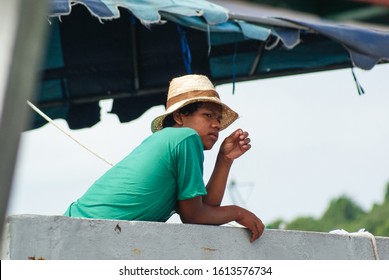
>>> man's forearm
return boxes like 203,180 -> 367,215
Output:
179,203 -> 240,225
204,153 -> 233,206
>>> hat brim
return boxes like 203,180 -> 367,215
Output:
151,97 -> 238,133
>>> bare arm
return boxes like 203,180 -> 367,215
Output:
178,196 -> 264,242
204,129 -> 251,206
203,153 -> 232,206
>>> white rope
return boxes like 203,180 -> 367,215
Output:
330,228 -> 379,260
351,231 -> 379,260
27,100 -> 114,166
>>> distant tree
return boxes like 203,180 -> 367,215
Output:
267,218 -> 286,230
384,182 -> 389,203
321,195 -> 365,224
286,216 -> 320,232
280,195 -> 367,233
358,200 -> 389,236
268,182 -> 389,237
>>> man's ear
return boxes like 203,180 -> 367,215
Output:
173,111 -> 183,126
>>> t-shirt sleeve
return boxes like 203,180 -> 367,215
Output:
173,134 -> 207,200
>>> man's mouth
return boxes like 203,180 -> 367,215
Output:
209,132 -> 218,141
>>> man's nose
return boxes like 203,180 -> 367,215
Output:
211,118 -> 221,130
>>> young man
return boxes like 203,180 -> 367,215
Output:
64,74 -> 264,242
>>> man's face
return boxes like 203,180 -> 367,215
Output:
176,102 -> 223,150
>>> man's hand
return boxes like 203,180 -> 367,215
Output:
178,197 -> 264,242
220,129 -> 251,161
235,207 -> 265,242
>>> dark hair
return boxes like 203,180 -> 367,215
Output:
162,102 -> 204,128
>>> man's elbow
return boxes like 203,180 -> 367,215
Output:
179,212 -> 202,224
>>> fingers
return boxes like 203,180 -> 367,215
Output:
230,129 -> 250,143
229,129 -> 243,140
239,137 -> 251,150
258,220 -> 265,237
250,230 -> 259,243
249,220 -> 265,242
238,131 -> 251,151
235,208 -> 264,243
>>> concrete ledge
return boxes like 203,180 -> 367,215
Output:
2,215 -> 388,260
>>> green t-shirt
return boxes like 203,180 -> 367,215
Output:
64,127 -> 207,222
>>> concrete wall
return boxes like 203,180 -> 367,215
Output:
1,214 -> 388,260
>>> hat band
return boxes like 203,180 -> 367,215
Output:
166,90 -> 220,109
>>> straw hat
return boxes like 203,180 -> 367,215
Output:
151,74 -> 238,132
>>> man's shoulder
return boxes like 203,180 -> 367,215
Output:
150,127 -> 201,148
157,127 -> 199,138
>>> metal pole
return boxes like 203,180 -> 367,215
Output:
0,0 -> 49,247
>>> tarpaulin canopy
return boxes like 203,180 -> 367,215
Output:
32,0 -> 389,130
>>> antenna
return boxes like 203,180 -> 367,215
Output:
227,179 -> 254,208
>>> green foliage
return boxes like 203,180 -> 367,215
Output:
286,217 -> 321,232
321,195 -> 365,223
270,182 -> 389,236
357,201 -> 389,236
266,218 -> 285,230
384,182 -> 389,203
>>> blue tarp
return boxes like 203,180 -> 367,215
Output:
32,0 -> 389,130
48,0 -> 389,69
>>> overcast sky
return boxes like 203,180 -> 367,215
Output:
7,63 -> 389,226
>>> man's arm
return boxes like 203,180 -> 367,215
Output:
204,129 -> 251,206
178,196 -> 264,242
203,153 -> 232,206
